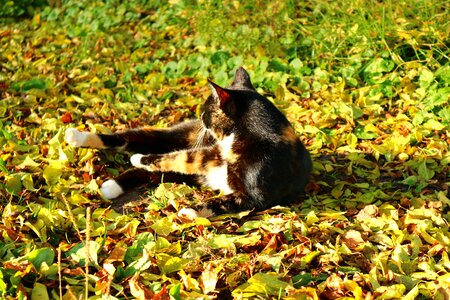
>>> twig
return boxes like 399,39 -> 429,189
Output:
85,206 -> 91,300
58,244 -> 62,299
60,194 -> 83,241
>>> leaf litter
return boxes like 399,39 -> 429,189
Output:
1,0 -> 450,299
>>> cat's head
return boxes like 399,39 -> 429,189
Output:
202,67 -> 258,138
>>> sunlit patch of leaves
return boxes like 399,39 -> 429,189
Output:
1,0 -> 450,298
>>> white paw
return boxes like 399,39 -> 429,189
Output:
178,207 -> 214,219
100,179 -> 124,199
178,208 -> 199,219
130,154 -> 144,167
65,128 -> 88,147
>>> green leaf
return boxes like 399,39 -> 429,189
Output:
207,234 -> 236,250
123,246 -> 154,278
289,58 -> 303,71
237,220 -> 262,232
151,216 -> 178,236
25,248 -> 55,270
374,284 -> 406,299
31,283 -> 49,300
210,51 -> 231,65
232,272 -> 290,298
125,232 -> 155,263
156,253 -> 187,274
354,126 -> 378,139
298,251 -> 321,268
21,78 -> 47,91
292,273 -> 328,288
5,174 -> 22,195
269,59 -> 289,72
66,241 -> 100,267
169,283 -> 181,299
419,69 -> 434,89
423,119 -> 445,131
43,163 -> 62,186
417,160 -> 435,181
17,156 -> 41,171
21,173 -> 37,191
0,269 -> 6,293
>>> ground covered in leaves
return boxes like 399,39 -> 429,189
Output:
1,0 -> 450,299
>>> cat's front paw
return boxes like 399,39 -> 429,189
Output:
178,207 -> 199,219
178,206 -> 214,219
100,179 -> 124,199
65,128 -> 88,148
130,154 -> 144,167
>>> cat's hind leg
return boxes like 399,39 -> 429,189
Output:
100,168 -> 200,199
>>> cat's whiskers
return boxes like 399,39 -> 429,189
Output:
193,126 -> 208,150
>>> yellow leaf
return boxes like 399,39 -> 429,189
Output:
43,162 -> 62,186
31,283 -> 49,300
200,262 -> 220,294
305,211 -> 319,225
423,119 -> 445,131
342,230 -> 365,250
129,274 -> 153,299
346,133 -> 358,147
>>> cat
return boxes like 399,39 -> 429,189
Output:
65,67 -> 312,218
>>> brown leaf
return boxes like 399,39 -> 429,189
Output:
355,205 -> 379,221
320,274 -> 345,299
262,233 -> 287,254
62,267 -> 85,277
104,246 -> 126,264
342,230 -> 365,250
129,274 -> 154,299
82,172 -> 92,183
0,30 -> 12,37
61,112 -> 72,124
95,267 -> 113,294
153,285 -> 170,300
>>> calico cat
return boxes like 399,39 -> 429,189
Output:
65,67 -> 312,217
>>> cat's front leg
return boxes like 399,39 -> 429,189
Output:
65,128 -> 108,149
178,207 -> 214,218
130,152 -> 197,172
130,146 -> 222,175
130,153 -> 159,171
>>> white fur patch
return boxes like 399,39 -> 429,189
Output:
65,128 -> 105,148
130,154 -> 144,168
205,164 -> 234,195
65,128 -> 88,148
178,207 -> 199,219
100,179 -> 124,199
178,207 -> 214,219
202,133 -> 236,194
219,133 -> 235,161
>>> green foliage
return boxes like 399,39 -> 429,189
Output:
1,0 -> 450,298
0,0 -> 48,18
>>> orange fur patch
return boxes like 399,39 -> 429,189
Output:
282,126 -> 298,143
85,133 -> 106,148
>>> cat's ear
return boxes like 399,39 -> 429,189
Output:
208,80 -> 232,108
231,67 -> 255,91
